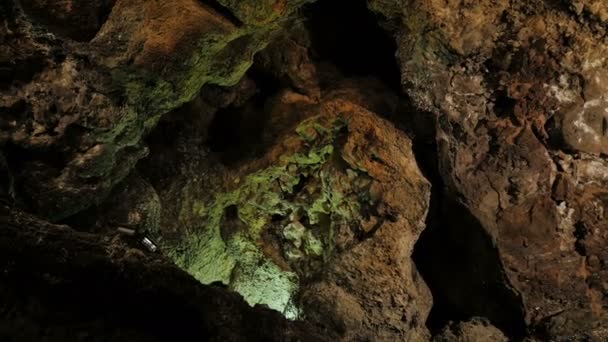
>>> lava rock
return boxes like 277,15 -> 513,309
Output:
433,318 -> 508,342
372,0 -> 608,338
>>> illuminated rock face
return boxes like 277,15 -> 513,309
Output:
3,0 -> 608,340
0,0 -> 310,220
372,0 -> 608,339
155,93 -> 433,340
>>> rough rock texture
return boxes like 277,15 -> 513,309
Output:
143,82 -> 433,340
433,318 -> 508,342
0,0 -> 310,220
372,0 -> 608,339
0,205 -> 326,341
19,0 -> 116,41
66,171 -> 162,234
2,0 -> 608,340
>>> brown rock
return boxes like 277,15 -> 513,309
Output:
0,0 -> 313,220
142,78 -> 433,340
372,0 -> 608,338
20,0 -> 116,41
433,318 -> 508,342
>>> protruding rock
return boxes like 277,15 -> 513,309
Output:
145,79 -> 433,340
433,318 -> 508,342
371,0 -> 608,338
0,0 -> 314,220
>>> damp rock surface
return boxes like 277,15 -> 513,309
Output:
370,0 -> 608,339
433,318 -> 508,342
146,84 -> 433,340
1,0 -> 608,341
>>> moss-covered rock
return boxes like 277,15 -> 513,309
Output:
154,90 -> 432,339
372,0 -> 608,338
0,0 -> 315,220
165,114 -> 360,316
218,0 -> 315,26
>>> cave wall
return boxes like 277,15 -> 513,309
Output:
1,0 -> 607,341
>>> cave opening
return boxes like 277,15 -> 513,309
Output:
405,106 -> 527,339
206,68 -> 282,165
303,0 -> 402,91
146,0 -> 531,335
206,0 -> 404,166
412,191 -> 528,339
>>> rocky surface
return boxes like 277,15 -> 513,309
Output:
372,0 -> 608,339
433,318 -> 508,342
145,89 -> 433,340
0,205 -> 325,341
1,0 -> 608,341
0,0 -> 309,220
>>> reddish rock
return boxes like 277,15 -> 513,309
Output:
20,0 -> 116,41
373,0 -> 608,338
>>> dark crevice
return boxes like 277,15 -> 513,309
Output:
544,114 -> 566,149
206,69 -> 282,165
303,0 -> 402,92
1,142 -> 69,216
3,142 -> 67,172
19,0 -> 117,42
290,175 -> 310,195
205,104 -> 265,166
493,91 -> 518,119
407,106 -> 526,339
198,0 -> 244,27
0,0 -> 14,19
0,149 -> 13,203
357,217 -> 385,242
220,205 -> 242,242
573,221 -> 588,256
0,54 -> 47,89
206,106 -> 249,154
412,187 -> 527,339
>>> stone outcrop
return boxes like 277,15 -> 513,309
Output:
0,0 -> 310,220
141,80 -> 433,340
0,205 -> 325,341
433,318 -> 508,342
1,0 -> 607,340
372,0 -> 608,339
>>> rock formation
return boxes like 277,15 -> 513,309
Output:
1,0 -> 607,341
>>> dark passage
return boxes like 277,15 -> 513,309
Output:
304,0 -> 402,91
412,193 -> 527,339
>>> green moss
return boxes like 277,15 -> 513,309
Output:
192,200 -> 206,218
228,234 -> 299,314
116,21 -> 284,119
295,115 -> 339,143
285,145 -> 333,166
165,115 -> 371,318
102,27 -> 276,207
217,0 -> 315,25
166,228 -> 236,284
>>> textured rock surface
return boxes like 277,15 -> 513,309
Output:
372,0 -> 608,339
0,0 -> 310,220
2,0 -> 608,340
433,318 -> 508,342
144,82 -> 433,340
19,0 -> 116,41
0,205 -> 326,341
